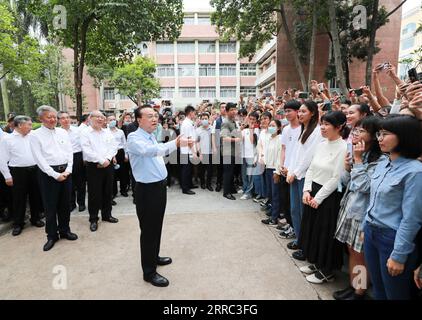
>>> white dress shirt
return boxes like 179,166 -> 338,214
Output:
109,128 -> 126,151
180,118 -> 197,155
80,127 -> 117,165
0,131 -> 36,180
30,126 -> 73,180
65,125 -> 82,153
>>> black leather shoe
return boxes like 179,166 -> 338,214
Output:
215,184 -> 222,192
223,194 -> 236,200
59,232 -> 78,241
182,190 -> 196,195
207,185 -> 214,192
12,226 -> 22,236
43,239 -> 56,251
287,241 -> 299,250
143,272 -> 169,287
121,192 -> 129,197
201,184 -> 206,189
345,292 -> 366,300
191,185 -> 199,189
90,222 -> 98,232
157,256 -> 172,266
292,250 -> 306,261
70,204 -> 76,212
79,205 -> 86,212
103,216 -> 119,223
111,200 -> 117,206
333,286 -> 355,300
31,220 -> 45,228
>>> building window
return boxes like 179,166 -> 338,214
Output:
156,42 -> 174,54
183,16 -> 195,25
177,42 -> 195,54
197,17 -> 211,25
220,87 -> 236,98
198,41 -> 216,53
240,86 -> 256,96
199,64 -> 216,76
219,42 -> 236,53
401,37 -> 414,51
219,64 -> 236,76
104,88 -> 115,100
178,64 -> 195,77
402,23 -> 416,36
180,87 -> 196,98
160,87 -> 174,99
240,64 -> 256,76
157,64 -> 175,77
119,94 -> 130,100
199,87 -> 216,98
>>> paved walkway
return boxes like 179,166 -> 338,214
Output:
0,187 -> 347,299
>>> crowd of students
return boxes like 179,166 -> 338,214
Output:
0,62 -> 421,299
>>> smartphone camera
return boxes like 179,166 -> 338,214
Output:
354,88 -> 363,96
298,92 -> 309,99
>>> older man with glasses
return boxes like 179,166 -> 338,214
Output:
30,106 -> 77,251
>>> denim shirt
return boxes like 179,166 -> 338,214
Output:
363,156 -> 422,264
340,153 -> 386,221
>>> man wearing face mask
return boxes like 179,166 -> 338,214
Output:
196,112 -> 214,191
108,115 -> 129,199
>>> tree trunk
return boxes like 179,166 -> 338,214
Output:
136,91 -> 142,106
343,59 -> 351,89
327,0 -> 348,96
0,64 -> 10,119
308,0 -> 318,89
365,0 -> 379,86
280,2 -> 307,90
22,80 -> 32,116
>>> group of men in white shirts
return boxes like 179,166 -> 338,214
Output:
0,106 -> 128,251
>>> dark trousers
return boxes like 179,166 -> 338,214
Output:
38,169 -> 71,240
135,179 -> 167,277
279,175 -> 292,225
0,172 -> 13,218
199,154 -> 213,186
113,149 -> 130,196
10,166 -> 41,227
180,153 -> 193,192
216,153 -> 223,186
71,152 -> 86,208
86,163 -> 114,222
223,156 -> 235,195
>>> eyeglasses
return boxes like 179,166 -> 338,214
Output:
376,131 -> 393,140
351,128 -> 367,136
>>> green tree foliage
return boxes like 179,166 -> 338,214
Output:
29,0 -> 184,120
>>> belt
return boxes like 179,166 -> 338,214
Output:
137,178 -> 167,186
9,165 -> 37,170
50,164 -> 67,173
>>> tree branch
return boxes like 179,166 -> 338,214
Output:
384,0 -> 407,19
0,70 -> 11,80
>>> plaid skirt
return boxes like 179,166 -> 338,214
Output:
334,199 -> 364,253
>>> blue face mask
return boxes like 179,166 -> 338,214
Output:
201,120 -> 209,127
123,121 -> 131,126
268,127 -> 277,135
109,120 -> 117,129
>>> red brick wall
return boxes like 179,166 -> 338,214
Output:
276,0 -> 402,101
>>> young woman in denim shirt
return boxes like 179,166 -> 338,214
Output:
363,115 -> 422,300
333,117 -> 385,300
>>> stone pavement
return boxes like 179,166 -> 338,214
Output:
0,187 -> 347,299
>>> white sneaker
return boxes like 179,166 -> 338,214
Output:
306,271 -> 334,284
240,194 -> 251,200
299,264 -> 318,275
237,189 -> 244,194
